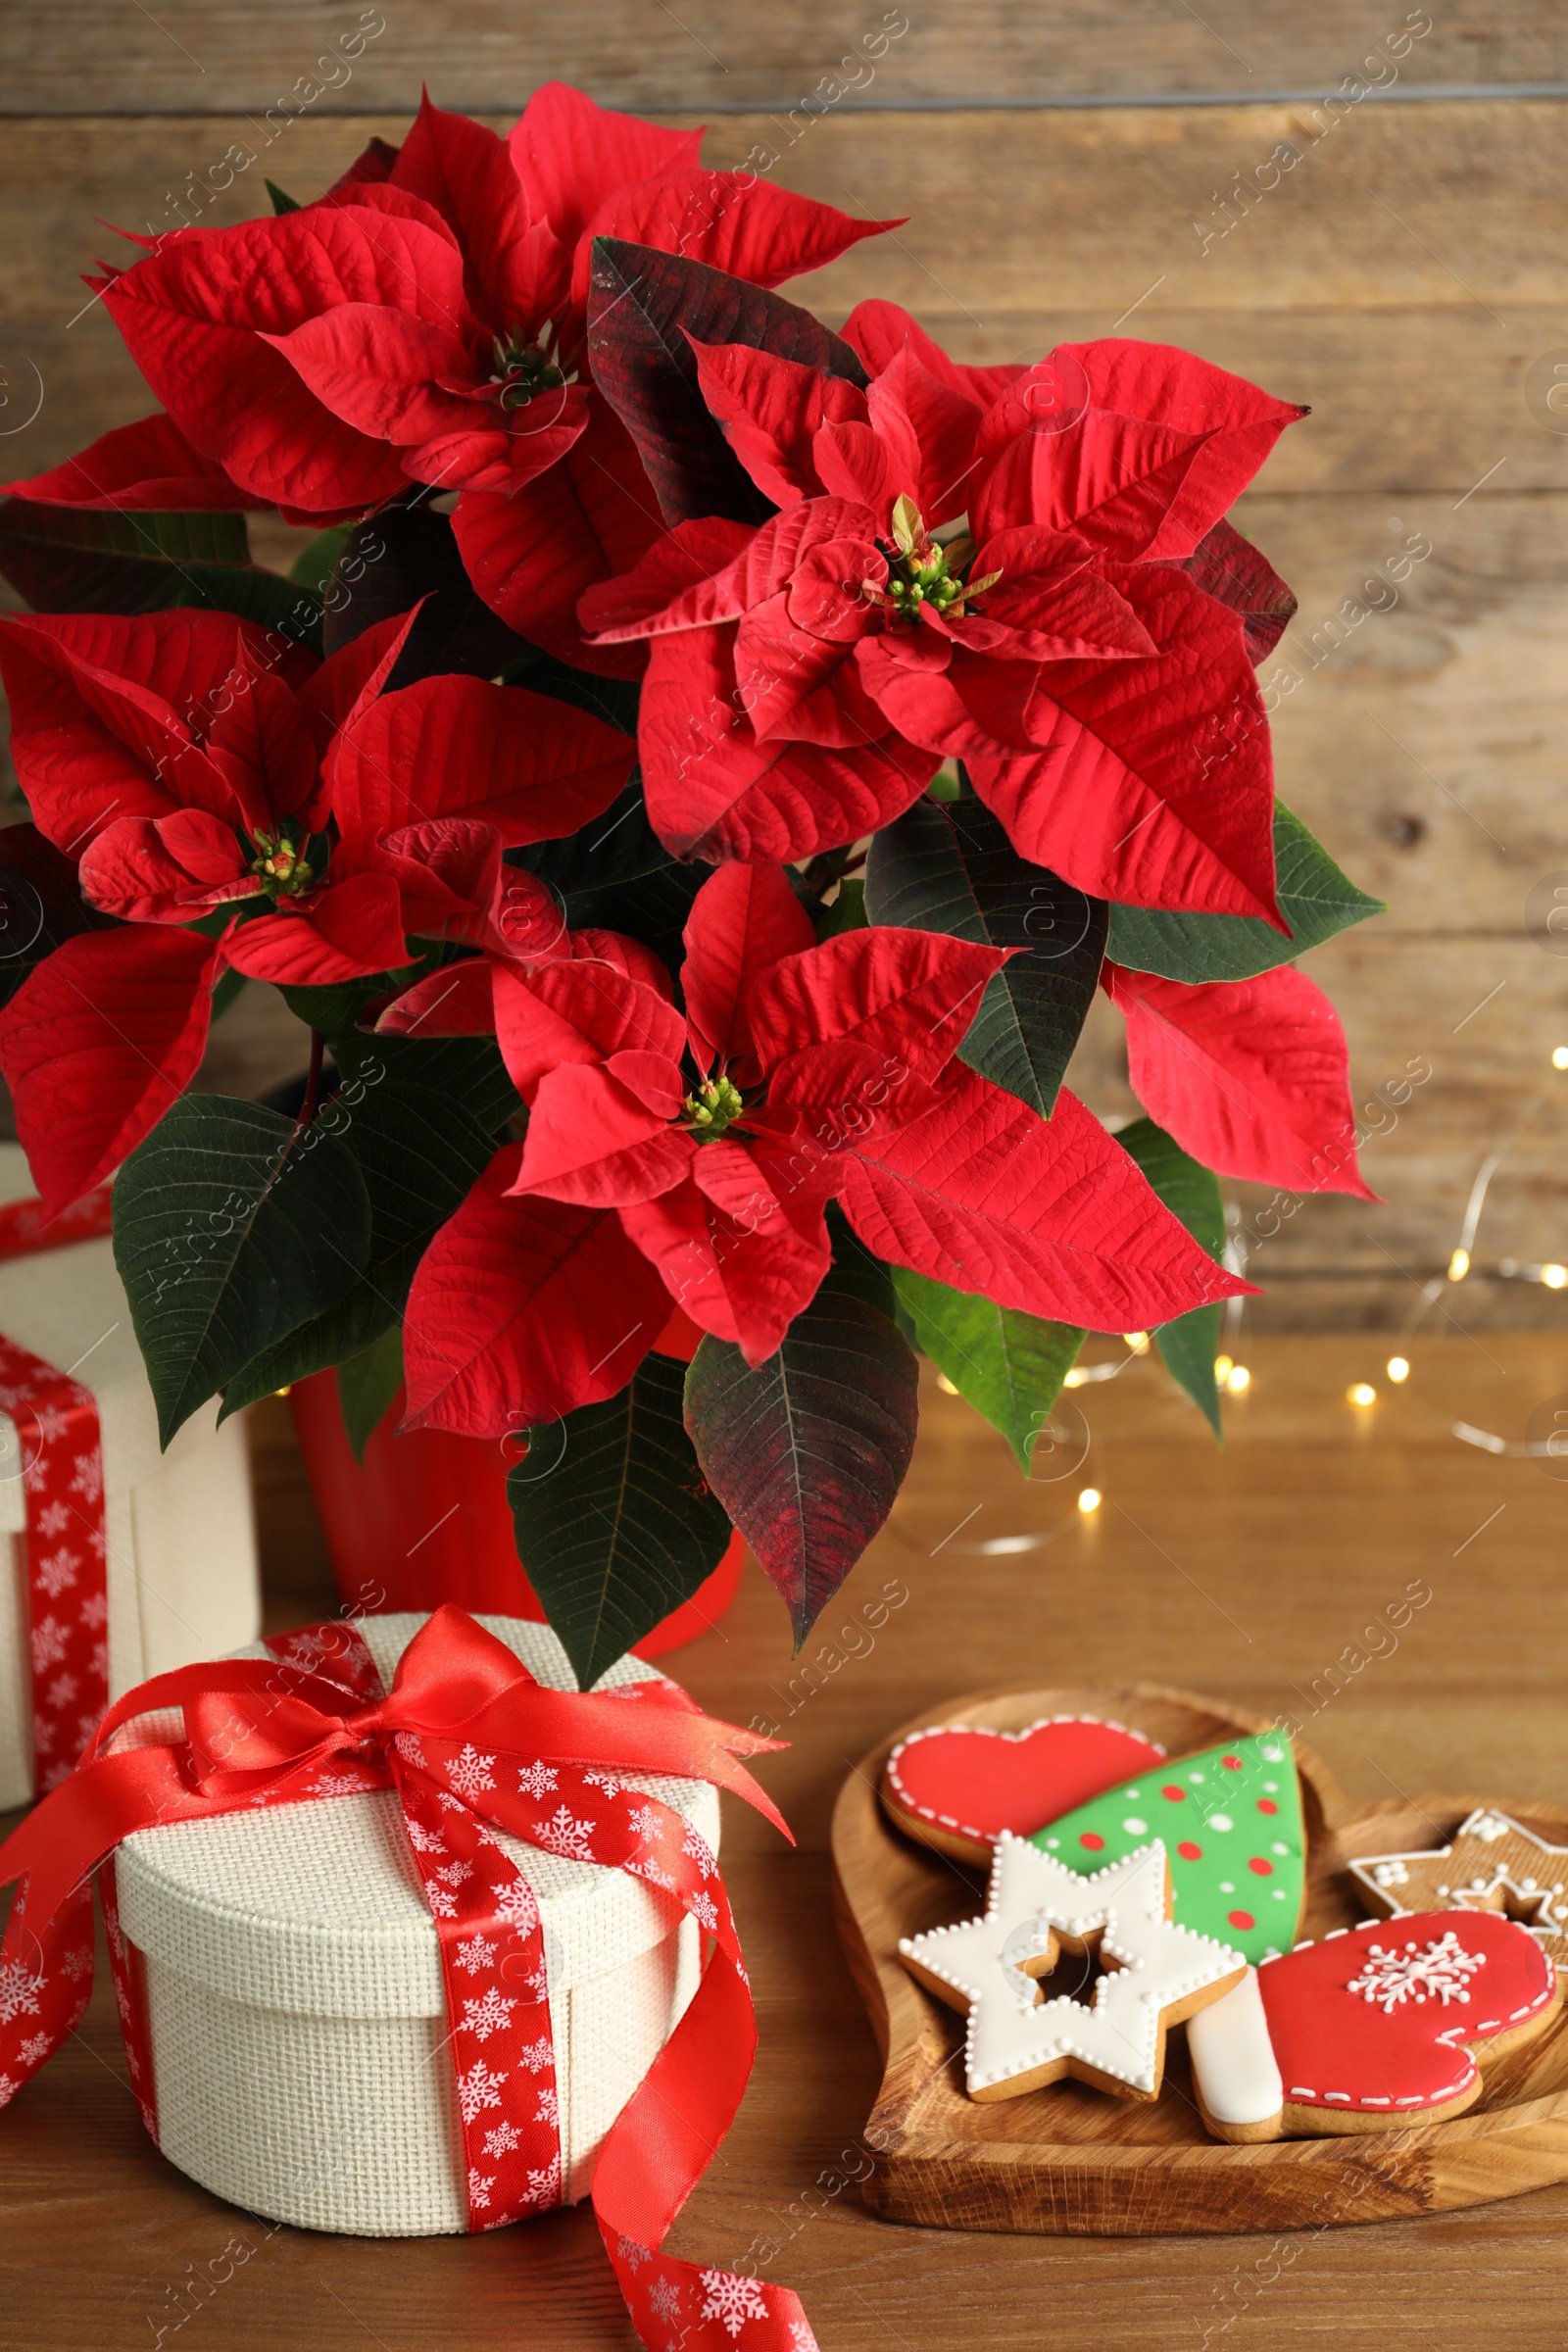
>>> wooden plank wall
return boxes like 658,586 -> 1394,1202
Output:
3,3 -> 1567,1328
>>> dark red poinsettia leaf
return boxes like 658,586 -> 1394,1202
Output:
0,925 -> 220,1213
1102,959 -> 1376,1199
835,1065 -> 1253,1331
320,504 -> 530,690
401,1144 -> 667,1435
4,412 -> 270,512
585,236 -> 867,527
683,1289 -> 919,1645
1177,517 -> 1298,666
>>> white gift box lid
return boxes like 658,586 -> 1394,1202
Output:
114,1613 -> 721,2017
0,1144 -> 260,1805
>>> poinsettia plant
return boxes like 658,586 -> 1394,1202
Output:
0,85 -> 1382,1681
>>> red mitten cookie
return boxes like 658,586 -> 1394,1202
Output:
1190,1910 -> 1560,2140
883,1716 -> 1167,1864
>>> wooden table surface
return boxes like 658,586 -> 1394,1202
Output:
5,1332 -> 1568,2350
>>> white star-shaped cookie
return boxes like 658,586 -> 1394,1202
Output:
899,1836 -> 1247,2101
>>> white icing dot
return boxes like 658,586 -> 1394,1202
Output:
1271,1841 -> 1290,1855
1272,1888 -> 1288,1900
1262,1781 -> 1279,1793
1188,1769 -> 1206,1783
1125,1788 -> 1142,1800
1262,1744 -> 1283,1760
1220,1882 -> 1236,1893
1122,1816 -> 1149,1835
1045,1837 -> 1059,1848
1210,1814 -> 1234,1833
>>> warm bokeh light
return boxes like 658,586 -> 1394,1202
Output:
1348,1382 -> 1377,1407
1123,1331 -> 1151,1353
1214,1352 -> 1234,1382
1063,1367 -> 1087,1388
1077,1487 -> 1102,1514
1225,1363 -> 1251,1395
1554,1046 -> 1568,1070
1544,1264 -> 1567,1290
935,1370 -> 959,1395
1448,1248 -> 1471,1282
1386,1356 -> 1410,1383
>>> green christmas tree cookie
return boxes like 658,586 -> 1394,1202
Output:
1028,1731 -> 1304,1965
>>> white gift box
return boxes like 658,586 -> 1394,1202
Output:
113,1612 -> 716,2236
0,1145 -> 261,1808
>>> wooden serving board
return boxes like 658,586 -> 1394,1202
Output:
831,1679 -> 1568,2235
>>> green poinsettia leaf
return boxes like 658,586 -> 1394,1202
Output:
220,1077 -> 500,1414
1114,1115 -> 1227,1437
892,1265 -> 1084,1476
1105,803 -> 1383,985
865,792 -> 1107,1117
684,1293 -> 918,1647
0,498 -> 322,651
336,1324 -> 404,1461
516,780 -> 710,979
115,1094 -> 370,1446
510,1352 -> 733,1689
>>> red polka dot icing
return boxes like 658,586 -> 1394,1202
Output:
1228,1909 -> 1255,1932
1257,1799 -> 1279,1816
1079,1832 -> 1104,1850
1031,1732 -> 1305,1965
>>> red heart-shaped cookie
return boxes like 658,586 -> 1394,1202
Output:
882,1715 -> 1168,1864
1257,1909 -> 1560,2132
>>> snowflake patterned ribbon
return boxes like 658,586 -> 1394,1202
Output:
0,1604 -> 815,2351
0,1230 -> 113,1793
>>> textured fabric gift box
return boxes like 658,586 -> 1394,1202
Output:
112,1612 -> 718,2236
0,1146 -> 261,1807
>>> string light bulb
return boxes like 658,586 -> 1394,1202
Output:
1063,1367 -> 1087,1388
1544,1264 -> 1567,1290
1554,1047 -> 1568,1070
1077,1487 -> 1102,1514
1214,1352 -> 1234,1382
1386,1355 -> 1410,1383
1122,1331 -> 1151,1354
935,1370 -> 959,1396
1448,1248 -> 1471,1282
1225,1362 -> 1250,1394
1348,1382 -> 1377,1407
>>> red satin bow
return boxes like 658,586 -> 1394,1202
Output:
0,1606 -> 819,2352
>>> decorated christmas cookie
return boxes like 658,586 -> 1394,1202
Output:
1348,1810 -> 1568,1973
898,1836 -> 1246,2103
881,1715 -> 1168,1864
1187,1911 -> 1560,2141
1029,1732 -> 1304,1966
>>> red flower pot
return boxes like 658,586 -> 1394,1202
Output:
285,1314 -> 743,1657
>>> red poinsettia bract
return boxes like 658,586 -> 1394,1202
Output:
0,607 -> 635,1210
56,87 -> 893,674
396,863 -> 1249,1435
582,327 -> 1303,916
1102,959 -> 1375,1199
